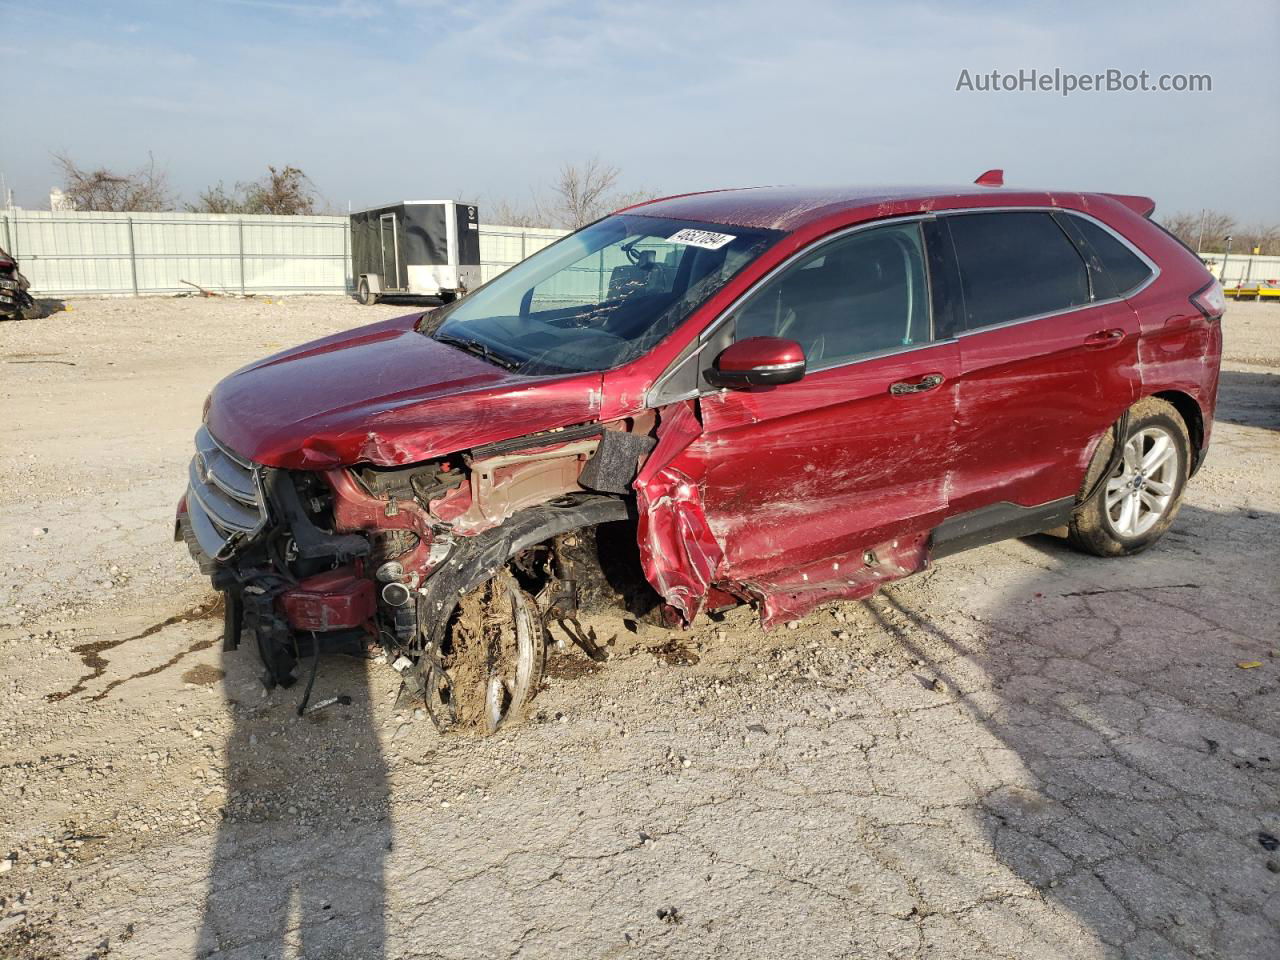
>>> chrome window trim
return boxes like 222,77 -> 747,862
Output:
647,214 -> 937,405
645,205 -> 1161,406
741,360 -> 806,372
953,296 -> 1127,338
696,214 -> 936,346
1057,208 -> 1161,299
803,335 -> 958,373
943,207 -> 1161,338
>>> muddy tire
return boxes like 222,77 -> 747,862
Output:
1068,397 -> 1191,557
356,278 -> 378,306
438,571 -> 546,733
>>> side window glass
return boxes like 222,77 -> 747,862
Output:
732,223 -> 931,369
1065,214 -> 1154,298
946,212 -> 1089,330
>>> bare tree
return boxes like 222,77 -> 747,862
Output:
54,152 -> 175,212
1235,222 -> 1280,256
1160,212 -> 1200,248
544,158 -> 656,229
243,165 -> 316,215
609,188 -> 658,211
188,166 -> 318,216
1161,210 -> 1238,253
486,196 -> 552,229
547,158 -> 619,229
188,182 -> 242,214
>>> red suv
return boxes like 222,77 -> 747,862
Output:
177,176 -> 1224,731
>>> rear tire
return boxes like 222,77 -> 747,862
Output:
1068,397 -> 1190,557
357,278 -> 378,306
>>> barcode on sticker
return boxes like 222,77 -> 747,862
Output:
666,228 -> 736,250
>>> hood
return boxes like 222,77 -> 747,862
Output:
205,314 -> 604,469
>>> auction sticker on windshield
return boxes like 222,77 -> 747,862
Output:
666,228 -> 736,250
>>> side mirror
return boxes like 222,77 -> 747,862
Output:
709,336 -> 806,388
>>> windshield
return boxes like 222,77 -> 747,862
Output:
418,214 -> 779,375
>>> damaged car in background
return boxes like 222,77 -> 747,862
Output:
0,244 -> 40,321
177,174 -> 1224,732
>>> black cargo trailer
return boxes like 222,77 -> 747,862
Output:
350,201 -> 481,304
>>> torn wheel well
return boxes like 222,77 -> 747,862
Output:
1152,390 -> 1204,471
416,495 -> 632,647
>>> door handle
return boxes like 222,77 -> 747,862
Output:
889,372 -> 945,396
1084,328 -> 1126,348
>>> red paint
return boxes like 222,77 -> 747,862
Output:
280,568 -> 376,632
947,292 -> 1142,512
634,401 -> 723,622
637,342 -> 961,623
714,336 -> 805,372
615,187 -> 1218,621
206,314 -> 602,469
195,182 -> 1222,631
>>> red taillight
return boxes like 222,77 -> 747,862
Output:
1190,278 -> 1226,319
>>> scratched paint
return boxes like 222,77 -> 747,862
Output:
191,181 -> 1223,642
206,314 -> 604,469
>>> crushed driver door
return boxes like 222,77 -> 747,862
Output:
637,219 -> 959,625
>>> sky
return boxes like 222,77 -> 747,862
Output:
4,0 -> 1278,223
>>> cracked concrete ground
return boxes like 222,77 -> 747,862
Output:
0,297 -> 1277,959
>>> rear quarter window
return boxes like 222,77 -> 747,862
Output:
945,211 -> 1090,330
1061,213 -> 1154,298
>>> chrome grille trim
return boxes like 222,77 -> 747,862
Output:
185,425 -> 268,561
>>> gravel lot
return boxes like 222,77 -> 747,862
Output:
0,295 -> 1277,960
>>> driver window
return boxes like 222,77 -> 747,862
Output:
732,222 -> 931,369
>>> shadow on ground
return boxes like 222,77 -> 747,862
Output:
864,503 -> 1280,958
186,391 -> 1279,958
1216,369 -> 1280,431
196,651 -> 390,959
351,294 -> 447,311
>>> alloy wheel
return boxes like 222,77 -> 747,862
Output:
1103,426 -> 1179,538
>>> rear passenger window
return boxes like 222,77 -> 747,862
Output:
946,212 -> 1089,330
733,222 -> 930,369
1063,214 -> 1154,298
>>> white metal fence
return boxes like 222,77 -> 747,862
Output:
0,210 -> 568,298
1203,251 -> 1280,285
8,209 -> 1273,299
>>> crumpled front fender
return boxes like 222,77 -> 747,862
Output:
633,401 -> 722,623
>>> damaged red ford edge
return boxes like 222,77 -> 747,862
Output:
177,175 -> 1224,731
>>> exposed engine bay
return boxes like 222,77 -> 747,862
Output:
176,416 -> 659,732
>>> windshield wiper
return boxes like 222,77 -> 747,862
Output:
435,333 -> 522,372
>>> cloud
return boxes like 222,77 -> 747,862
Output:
6,0 -> 1277,219
210,0 -> 381,18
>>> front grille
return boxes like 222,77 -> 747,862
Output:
185,425 -> 268,562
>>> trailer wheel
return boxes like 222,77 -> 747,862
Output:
357,277 -> 379,306
439,290 -> 457,304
